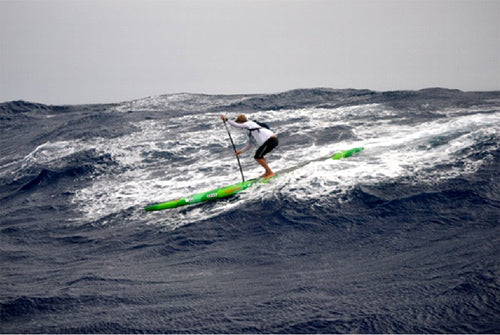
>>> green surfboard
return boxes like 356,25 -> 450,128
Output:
145,147 -> 364,211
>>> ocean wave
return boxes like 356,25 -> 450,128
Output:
1,88 -> 499,333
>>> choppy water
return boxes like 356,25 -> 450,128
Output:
1,88 -> 499,333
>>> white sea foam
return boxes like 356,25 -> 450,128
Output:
69,104 -> 499,229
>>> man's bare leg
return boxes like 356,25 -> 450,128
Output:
255,158 -> 275,179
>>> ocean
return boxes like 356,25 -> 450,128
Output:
0,88 -> 499,333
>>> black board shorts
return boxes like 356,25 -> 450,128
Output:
254,136 -> 279,159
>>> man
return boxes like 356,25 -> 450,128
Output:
221,114 -> 278,179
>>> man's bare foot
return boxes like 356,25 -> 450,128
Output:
263,172 -> 275,179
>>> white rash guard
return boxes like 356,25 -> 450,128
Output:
227,120 -> 276,153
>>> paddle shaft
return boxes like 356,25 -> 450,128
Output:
223,119 -> 245,182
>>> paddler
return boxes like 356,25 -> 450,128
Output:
221,114 -> 278,179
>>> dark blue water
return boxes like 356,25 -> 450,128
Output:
1,88 -> 499,333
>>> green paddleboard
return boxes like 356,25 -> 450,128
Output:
145,147 -> 364,211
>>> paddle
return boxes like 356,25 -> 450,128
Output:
222,118 -> 245,182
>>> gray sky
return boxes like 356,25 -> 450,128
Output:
1,0 -> 499,105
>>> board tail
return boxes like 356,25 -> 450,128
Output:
331,147 -> 364,160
